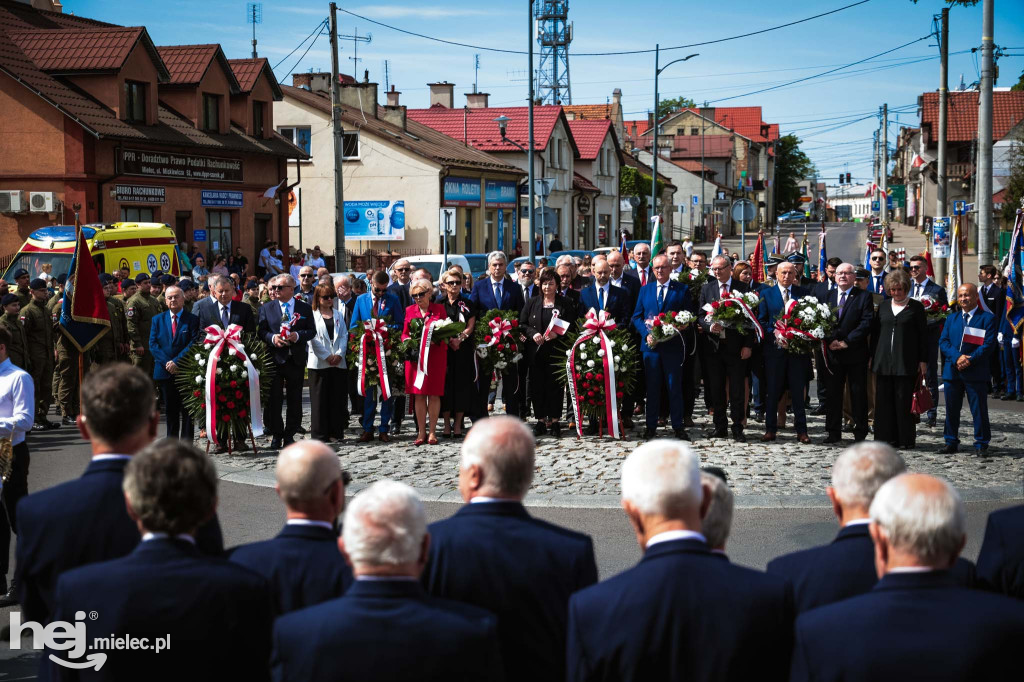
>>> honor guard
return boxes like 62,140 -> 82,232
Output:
21,278 -> 56,429
90,273 -> 129,365
126,273 -> 158,379
1,293 -> 30,372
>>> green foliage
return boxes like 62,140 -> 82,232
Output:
346,317 -> 406,394
1001,133 -> 1024,225
619,165 -> 665,207
657,96 -> 696,120
1012,68 -> 1024,92
473,309 -> 527,381
553,320 -> 640,422
774,134 -> 816,214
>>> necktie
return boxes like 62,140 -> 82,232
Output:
657,285 -> 665,308
839,291 -> 847,315
282,301 -> 290,318
964,312 -> 970,327
782,288 -> 790,304
221,305 -> 229,328
494,282 -> 502,303
170,313 -> 177,337
372,298 -> 379,319
640,269 -> 647,286
721,283 -> 728,297
915,283 -> 921,298
598,287 -> 605,310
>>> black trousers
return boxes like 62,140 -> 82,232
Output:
707,350 -> 747,433
874,374 -> 916,448
531,356 -> 564,421
267,361 -> 305,438
346,366 -> 363,422
1,441 -> 30,577
813,348 -> 828,406
309,367 -> 347,440
825,360 -> 868,440
161,379 -> 193,441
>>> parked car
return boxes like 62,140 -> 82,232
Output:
399,254 -> 473,284
462,253 -> 490,279
777,211 -> 806,223
592,240 -> 646,257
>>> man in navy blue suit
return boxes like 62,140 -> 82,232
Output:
937,283 -> 998,454
350,270 -> 405,442
909,253 -> 947,426
977,503 -> 1024,599
272,480 -> 503,682
259,274 -> 316,450
567,440 -> 794,681
580,257 -> 629,323
51,439 -> 273,680
229,440 -> 352,616
790,473 -> 1024,681
194,275 -> 257,333
149,285 -> 199,441
757,261 -> 812,443
423,417 -> 597,682
624,242 -> 653,288
469,251 -> 525,418
15,365 -> 223,628
608,251 -> 642,429
867,248 -> 888,296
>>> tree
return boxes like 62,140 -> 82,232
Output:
1001,132 -> 1024,225
1012,68 -> 1024,92
657,95 -> 696,120
774,134 -> 816,214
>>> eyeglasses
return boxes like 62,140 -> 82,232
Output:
395,267 -> 411,273
300,273 -> 315,278
909,265 -> 923,271
270,285 -> 284,291
372,287 -> 388,296
412,292 -> 428,299
520,270 -> 535,276
870,256 -> 885,261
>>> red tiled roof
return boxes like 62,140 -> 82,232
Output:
573,172 -> 600,193
10,27 -> 153,73
666,158 -> 715,176
563,103 -> 612,121
920,90 -> 1024,145
567,119 -> 613,160
407,104 -> 571,153
227,58 -> 282,99
669,136 -> 734,158
714,106 -> 771,143
158,44 -> 240,92
623,119 -> 649,144
0,0 -> 113,31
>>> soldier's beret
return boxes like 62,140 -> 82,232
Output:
151,270 -> 164,278
1,293 -> 19,306
98,273 -> 114,285
855,268 -> 870,280
245,280 -> 258,290
201,283 -> 210,293
56,273 -> 68,286
160,275 -> 176,286
178,280 -> 194,292
134,273 -> 150,284
29,278 -> 47,290
13,268 -> 29,279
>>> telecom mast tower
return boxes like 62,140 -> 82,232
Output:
535,1 -> 572,105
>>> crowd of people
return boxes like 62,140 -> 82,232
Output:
0,357 -> 1021,679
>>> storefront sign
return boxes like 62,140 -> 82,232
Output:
497,209 -> 505,250
201,190 -> 244,208
115,184 -> 165,204
485,180 -> 517,208
193,229 -> 207,242
344,200 -> 405,241
443,176 -> 481,207
577,194 -> 592,215
119,148 -> 243,183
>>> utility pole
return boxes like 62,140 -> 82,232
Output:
977,0 -> 994,265
652,44 -> 659,229
701,101 -> 706,239
527,1 -> 536,261
329,3 -> 346,270
935,7 -> 949,284
881,103 -> 888,228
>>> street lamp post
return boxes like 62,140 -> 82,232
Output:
495,115 -> 531,257
652,46 -> 698,237
527,1 -> 536,261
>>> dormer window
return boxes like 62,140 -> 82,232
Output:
202,93 -> 220,132
253,101 -> 265,137
125,81 -> 146,123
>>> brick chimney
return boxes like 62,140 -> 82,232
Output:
381,105 -> 407,131
428,82 -> 455,108
339,81 -> 378,119
292,72 -> 313,90
465,92 -> 490,108
386,85 -> 401,106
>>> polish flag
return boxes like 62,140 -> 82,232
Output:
911,153 -> 925,168
961,325 -> 986,352
546,314 -> 570,337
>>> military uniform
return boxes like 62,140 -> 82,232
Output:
126,290 -> 158,378
92,295 -> 128,365
1,310 -> 30,372
15,287 -> 31,308
243,292 -> 260,318
21,296 -> 54,422
54,331 -> 89,419
154,290 -> 168,313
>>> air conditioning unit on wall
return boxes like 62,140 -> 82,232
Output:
29,191 -> 56,213
0,190 -> 26,213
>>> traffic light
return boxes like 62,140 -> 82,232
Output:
839,174 -> 844,184
845,172 -> 852,184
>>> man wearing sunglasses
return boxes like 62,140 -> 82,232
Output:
296,266 -> 318,306
351,271 -> 405,442
868,250 -> 888,296
387,259 -> 414,309
258,274 -> 316,450
908,254 -> 948,428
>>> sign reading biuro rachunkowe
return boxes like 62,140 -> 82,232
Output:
119,148 -> 243,183
444,177 -> 481,207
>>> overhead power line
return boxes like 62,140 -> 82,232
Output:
272,18 -> 328,72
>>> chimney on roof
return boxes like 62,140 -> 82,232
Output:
428,82 -> 455,108
292,73 -> 313,90
339,81 -> 379,120
465,92 -> 490,109
386,85 -> 401,107
381,105 -> 407,131
699,106 -> 715,121
611,88 -> 624,140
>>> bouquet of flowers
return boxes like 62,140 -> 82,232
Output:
474,309 -> 526,380
702,290 -> 764,340
176,327 -> 274,451
401,316 -> 467,391
645,310 -> 696,346
346,316 -> 406,399
773,296 -> 837,355
918,295 -> 950,323
671,267 -> 711,290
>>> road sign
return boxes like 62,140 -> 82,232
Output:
534,178 -> 553,198
886,197 -> 893,210
439,207 -> 456,236
731,199 -> 756,222
953,200 -> 966,216
871,200 -> 880,212
692,195 -> 699,205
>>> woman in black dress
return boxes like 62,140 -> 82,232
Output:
520,267 -> 576,437
438,268 -> 478,438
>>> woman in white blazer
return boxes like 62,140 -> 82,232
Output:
307,283 -> 349,442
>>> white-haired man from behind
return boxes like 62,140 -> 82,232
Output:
423,417 -> 597,682
791,474 -> 1024,682
272,480 -> 503,682
566,440 -> 794,682
700,468 -> 734,559
767,442 -> 976,613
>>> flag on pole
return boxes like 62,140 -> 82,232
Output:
801,228 -> 811,279
863,237 -> 875,270
817,224 -> 827,275
751,232 -> 766,283
924,249 -> 935,279
911,153 -> 925,168
945,215 -> 963,304
772,234 -> 781,255
650,215 -> 664,257
619,232 -> 628,257
58,215 -> 111,353
1005,208 -> 1024,331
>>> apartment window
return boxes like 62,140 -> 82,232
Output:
120,206 -> 154,222
124,81 -> 146,123
558,139 -> 565,168
202,93 -> 220,131
279,126 -> 312,155
252,101 -> 265,137
676,128 -> 685,136
691,127 -> 699,136
342,130 -> 359,159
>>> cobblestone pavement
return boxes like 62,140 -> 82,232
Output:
208,398 -> 1024,503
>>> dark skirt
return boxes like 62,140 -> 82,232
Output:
442,341 -> 478,414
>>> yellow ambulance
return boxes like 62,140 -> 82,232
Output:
2,222 -> 182,283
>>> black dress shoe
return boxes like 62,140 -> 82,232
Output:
705,428 -> 728,439
822,435 -> 842,445
295,426 -> 307,435
936,443 -> 958,454
282,436 -> 296,446
32,422 -> 47,432
674,429 -> 691,442
533,421 -> 548,437
0,579 -> 18,608
550,422 -> 562,438
753,411 -> 765,423
926,417 -> 937,428
811,406 -> 827,416
270,437 -> 283,450
1001,393 -> 1017,401
641,429 -> 656,440
975,444 -> 990,454
61,415 -> 76,426
732,432 -> 747,443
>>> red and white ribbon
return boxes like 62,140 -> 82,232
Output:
279,312 -> 300,339
566,309 -> 621,439
773,300 -> 830,370
358,318 -> 391,401
413,315 -> 442,390
202,324 -> 264,446
701,294 -> 764,342
487,317 -> 513,346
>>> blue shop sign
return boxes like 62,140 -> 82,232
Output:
485,180 -> 518,208
443,176 -> 481,207
201,190 -> 244,208
193,229 -> 207,242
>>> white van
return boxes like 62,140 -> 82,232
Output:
400,254 -> 472,284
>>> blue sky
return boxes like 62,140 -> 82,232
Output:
70,1 -> 1024,183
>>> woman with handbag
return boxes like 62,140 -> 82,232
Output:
871,269 -> 928,449
307,283 -> 348,442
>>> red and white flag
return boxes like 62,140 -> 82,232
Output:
911,153 -> 925,168
545,312 -> 570,337
961,325 -> 986,351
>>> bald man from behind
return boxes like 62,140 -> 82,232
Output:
229,440 -> 352,615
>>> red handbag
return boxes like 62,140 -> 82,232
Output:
911,380 -> 934,415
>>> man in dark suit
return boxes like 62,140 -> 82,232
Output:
818,263 -> 874,444
699,255 -> 754,441
977,503 -> 1024,599
387,258 -> 414,308
194,275 -> 257,333
229,440 -> 352,615
790,473 -> 1024,681
556,263 -> 582,304
810,256 -> 843,415
631,255 -> 692,441
909,254 -> 947,426
149,285 -> 200,441
351,271 -> 406,441
15,365 -> 223,628
51,439 -> 272,680
624,242 -> 653,288
423,417 -> 597,682
978,264 -> 1005,391
469,251 -> 525,418
258,274 -> 316,450
609,251 -> 643,429
607,250 -> 640,313
272,480 -> 504,682
757,261 -> 812,443
867,248 -> 888,296
567,440 -> 794,681
937,283 -> 998,454
516,261 -> 538,299
580,257 -> 629,322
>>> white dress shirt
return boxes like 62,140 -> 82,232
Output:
142,532 -> 196,545
0,358 -> 34,446
646,529 -> 707,549
286,518 -> 334,531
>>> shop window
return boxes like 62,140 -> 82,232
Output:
206,210 -> 233,257
121,206 -> 155,222
253,101 -> 265,137
279,126 -> 312,156
125,81 -> 146,123
202,93 -> 221,132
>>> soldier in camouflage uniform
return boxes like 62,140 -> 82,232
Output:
91,273 -> 129,365
21,278 -> 56,429
242,280 -> 261,317
1,293 -> 30,372
151,272 -> 168,313
54,320 -> 89,425
179,279 -> 198,314
46,273 -> 66,314
12,269 -> 31,308
47,274 -> 65,414
125,273 -> 158,380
